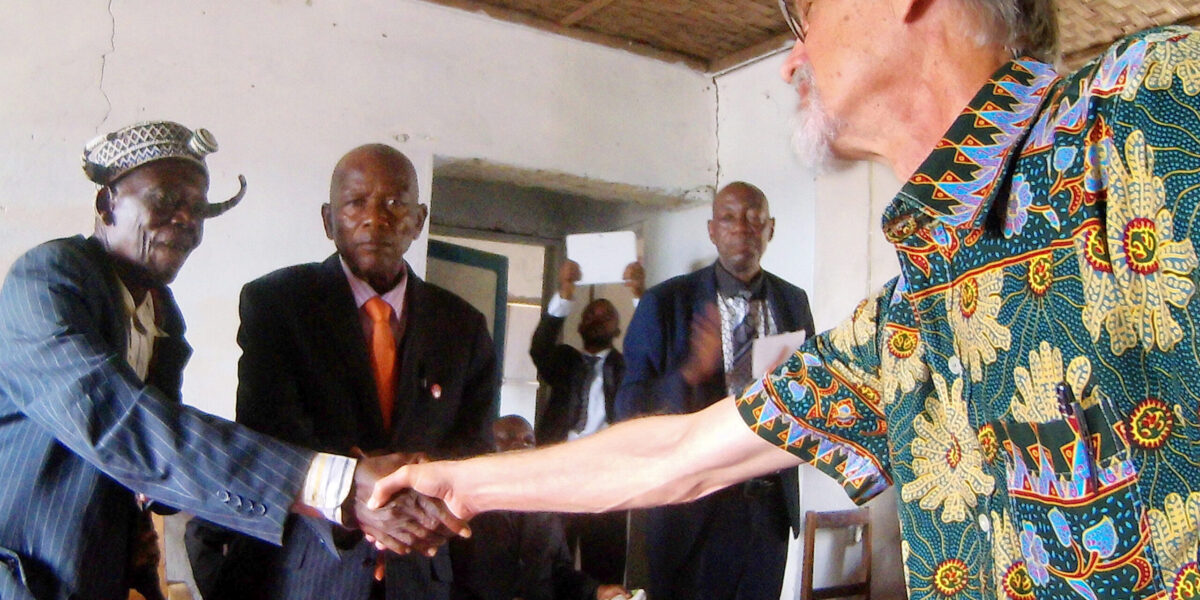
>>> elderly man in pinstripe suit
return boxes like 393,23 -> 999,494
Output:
0,121 -> 464,600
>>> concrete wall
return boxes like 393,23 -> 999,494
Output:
0,0 -> 715,419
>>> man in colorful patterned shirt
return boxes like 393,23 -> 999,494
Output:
370,1 -> 1200,598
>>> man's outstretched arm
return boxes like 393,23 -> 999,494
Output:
369,397 -> 800,519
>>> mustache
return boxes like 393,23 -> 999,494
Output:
788,63 -> 840,172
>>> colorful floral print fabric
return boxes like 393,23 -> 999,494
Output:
737,27 -> 1200,599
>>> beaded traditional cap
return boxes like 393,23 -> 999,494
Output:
82,121 -> 245,218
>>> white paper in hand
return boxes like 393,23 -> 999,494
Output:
751,331 -> 807,378
566,231 -> 637,285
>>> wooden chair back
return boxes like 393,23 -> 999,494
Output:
800,507 -> 872,600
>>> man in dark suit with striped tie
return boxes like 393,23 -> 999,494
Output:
614,181 -> 815,600
0,122 -> 463,600
529,258 -> 643,587
187,143 -> 497,600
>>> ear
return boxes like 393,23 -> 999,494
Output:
892,0 -> 927,23
766,217 -> 776,243
414,204 -> 429,233
95,187 -> 116,226
707,218 -> 718,245
321,203 -> 334,240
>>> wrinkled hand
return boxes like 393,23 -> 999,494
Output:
596,584 -> 632,600
680,303 -> 722,385
348,452 -> 470,557
622,261 -> 645,298
559,259 -> 583,300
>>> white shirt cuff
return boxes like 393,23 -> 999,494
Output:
301,453 -> 358,523
546,293 -> 574,318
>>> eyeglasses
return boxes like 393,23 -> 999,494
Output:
777,0 -> 811,43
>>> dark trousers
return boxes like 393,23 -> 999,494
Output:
645,480 -> 790,600
564,511 -> 628,585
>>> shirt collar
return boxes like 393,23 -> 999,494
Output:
116,277 -> 165,338
714,260 -> 766,300
339,258 -> 408,318
584,347 -> 612,361
882,58 -> 1062,242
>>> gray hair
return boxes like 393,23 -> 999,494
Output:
961,0 -> 1059,63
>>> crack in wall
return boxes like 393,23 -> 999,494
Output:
713,76 -> 722,191
96,0 -> 115,133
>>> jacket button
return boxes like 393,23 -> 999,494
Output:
216,490 -> 231,502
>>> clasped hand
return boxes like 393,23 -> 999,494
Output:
346,451 -> 470,557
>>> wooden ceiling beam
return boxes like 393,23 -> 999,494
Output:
559,0 -> 617,27
418,0 -> 708,71
708,32 -> 792,74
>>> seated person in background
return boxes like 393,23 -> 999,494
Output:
531,258 -> 643,586
449,416 -> 630,600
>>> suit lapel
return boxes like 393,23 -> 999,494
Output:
146,285 -> 192,402
762,273 -> 803,334
390,268 -> 427,446
693,265 -> 726,407
315,256 -> 388,438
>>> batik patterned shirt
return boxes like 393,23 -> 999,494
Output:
736,27 -> 1200,600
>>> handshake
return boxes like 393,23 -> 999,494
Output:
343,451 -> 468,557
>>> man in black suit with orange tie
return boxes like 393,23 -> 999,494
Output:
188,144 -> 496,600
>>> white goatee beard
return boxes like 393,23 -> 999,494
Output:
789,63 -> 841,172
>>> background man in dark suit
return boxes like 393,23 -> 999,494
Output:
615,181 -> 814,600
529,258 -> 642,585
450,416 -> 630,600
188,143 -> 496,600
0,122 -> 460,600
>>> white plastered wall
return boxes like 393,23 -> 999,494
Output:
0,0 -> 715,419
704,53 -> 907,599
3,2 -> 908,597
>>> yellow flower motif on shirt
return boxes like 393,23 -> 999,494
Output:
1147,492 -> 1200,596
830,359 -> 884,411
829,296 -> 877,357
947,269 -> 1011,382
1103,130 -> 1198,352
1123,29 -> 1200,100
1076,221 -> 1139,355
1010,341 -> 1093,423
992,510 -> 1035,600
880,323 -> 929,407
901,374 -> 995,523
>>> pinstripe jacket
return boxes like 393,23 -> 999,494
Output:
0,236 -> 314,600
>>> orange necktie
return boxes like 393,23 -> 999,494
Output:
364,297 -> 396,429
